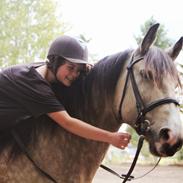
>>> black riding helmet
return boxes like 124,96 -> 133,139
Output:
46,35 -> 88,75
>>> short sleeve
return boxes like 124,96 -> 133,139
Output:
0,65 -> 65,118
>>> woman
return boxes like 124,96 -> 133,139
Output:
0,35 -> 131,149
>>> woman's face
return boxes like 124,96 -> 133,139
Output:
56,61 -> 85,86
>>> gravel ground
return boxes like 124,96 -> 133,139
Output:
93,164 -> 183,183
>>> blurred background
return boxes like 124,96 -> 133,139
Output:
0,0 -> 183,166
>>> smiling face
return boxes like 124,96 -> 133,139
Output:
56,60 -> 85,86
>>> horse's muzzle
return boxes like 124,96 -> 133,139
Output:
150,128 -> 183,157
160,139 -> 183,156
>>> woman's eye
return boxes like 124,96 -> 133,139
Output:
67,66 -> 74,71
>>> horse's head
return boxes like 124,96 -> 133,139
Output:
116,24 -> 183,157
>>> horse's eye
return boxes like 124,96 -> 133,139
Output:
140,70 -> 153,80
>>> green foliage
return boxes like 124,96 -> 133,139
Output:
176,148 -> 183,160
79,34 -> 92,43
134,16 -> 173,48
0,0 -> 68,67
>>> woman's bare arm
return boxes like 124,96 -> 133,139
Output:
48,111 -> 131,149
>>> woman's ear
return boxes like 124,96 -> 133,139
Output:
86,64 -> 93,73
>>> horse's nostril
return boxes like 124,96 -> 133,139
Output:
159,128 -> 170,141
161,140 -> 183,156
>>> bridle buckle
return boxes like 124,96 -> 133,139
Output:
141,119 -> 151,133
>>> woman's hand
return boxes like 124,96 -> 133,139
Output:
109,132 -> 131,149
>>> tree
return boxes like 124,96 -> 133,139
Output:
0,0 -> 68,67
134,16 -> 173,48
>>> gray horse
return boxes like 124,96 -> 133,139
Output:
0,24 -> 183,183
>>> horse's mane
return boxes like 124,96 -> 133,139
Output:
143,47 -> 180,87
50,50 -> 132,123
86,50 -> 132,100
0,49 -> 132,160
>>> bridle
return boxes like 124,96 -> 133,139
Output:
11,55 -> 180,183
118,55 -> 179,135
101,54 -> 179,182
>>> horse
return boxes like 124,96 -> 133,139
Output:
0,23 -> 183,183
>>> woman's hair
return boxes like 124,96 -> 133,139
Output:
46,55 -> 66,74
46,55 -> 88,77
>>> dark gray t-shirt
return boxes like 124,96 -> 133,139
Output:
0,63 -> 64,130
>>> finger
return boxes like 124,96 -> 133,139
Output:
119,132 -> 131,139
121,142 -> 128,147
124,137 -> 128,141
124,133 -> 131,139
122,137 -> 130,146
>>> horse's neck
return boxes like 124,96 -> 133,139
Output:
113,56 -> 138,126
53,77 -> 119,131
83,51 -> 133,130
53,51 -> 132,129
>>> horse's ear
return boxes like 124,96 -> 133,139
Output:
140,23 -> 160,55
167,37 -> 183,61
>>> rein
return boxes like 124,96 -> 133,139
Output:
100,54 -> 179,182
100,135 -> 145,182
11,129 -> 58,183
100,136 -> 161,183
118,55 -> 179,134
